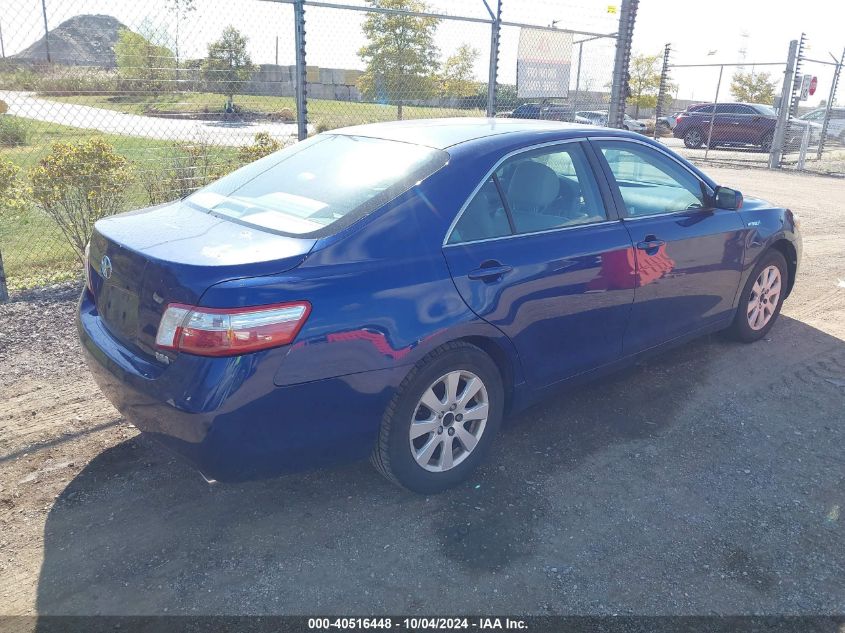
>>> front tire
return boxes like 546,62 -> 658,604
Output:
760,132 -> 774,153
729,250 -> 788,343
684,128 -> 704,148
371,342 -> 503,494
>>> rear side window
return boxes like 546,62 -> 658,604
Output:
448,143 -> 606,244
186,134 -> 448,237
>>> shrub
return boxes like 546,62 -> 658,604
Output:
0,116 -> 28,147
314,120 -> 332,134
269,107 -> 294,122
30,138 -> 132,261
0,159 -> 30,216
139,139 -> 231,206
237,132 -> 281,164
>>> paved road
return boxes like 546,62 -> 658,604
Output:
1,91 -> 305,146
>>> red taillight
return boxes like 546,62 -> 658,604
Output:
155,302 -> 311,357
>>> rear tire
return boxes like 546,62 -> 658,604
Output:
729,250 -> 788,343
760,132 -> 774,153
684,128 -> 704,148
371,342 -> 503,494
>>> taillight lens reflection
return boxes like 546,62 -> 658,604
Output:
155,302 -> 311,357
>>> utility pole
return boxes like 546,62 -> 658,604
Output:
293,0 -> 308,141
0,20 -> 6,59
769,39 -> 799,169
608,0 -> 638,128
817,47 -> 844,159
654,42 -> 671,140
41,0 -> 51,63
485,0 -> 502,117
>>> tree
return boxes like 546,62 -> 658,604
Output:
114,29 -> 175,93
440,44 -> 479,98
202,27 -> 257,111
166,0 -> 195,68
730,71 -> 777,104
628,53 -> 663,118
357,0 -> 440,119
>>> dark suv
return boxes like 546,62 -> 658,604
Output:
673,102 -> 777,151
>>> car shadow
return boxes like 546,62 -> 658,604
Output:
34,316 -> 845,616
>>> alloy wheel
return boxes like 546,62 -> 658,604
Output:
747,265 -> 782,331
409,370 -> 489,472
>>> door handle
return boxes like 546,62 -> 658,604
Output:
468,264 -> 513,282
636,238 -> 666,253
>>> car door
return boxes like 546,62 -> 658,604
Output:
734,104 -> 765,143
591,139 -> 746,355
709,104 -> 741,144
442,141 -> 636,389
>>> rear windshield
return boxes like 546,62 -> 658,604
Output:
185,134 -> 448,237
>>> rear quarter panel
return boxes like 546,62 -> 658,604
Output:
198,155 -> 529,391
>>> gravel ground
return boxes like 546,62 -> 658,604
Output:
0,167 -> 843,620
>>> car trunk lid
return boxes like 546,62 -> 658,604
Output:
88,200 -> 315,358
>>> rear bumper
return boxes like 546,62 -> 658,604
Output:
78,291 -> 405,482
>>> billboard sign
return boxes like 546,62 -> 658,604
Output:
517,28 -> 573,99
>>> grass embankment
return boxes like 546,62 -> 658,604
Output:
48,92 -> 484,128
0,115 -> 236,290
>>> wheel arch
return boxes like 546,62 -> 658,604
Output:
455,335 -> 517,414
770,238 -> 797,298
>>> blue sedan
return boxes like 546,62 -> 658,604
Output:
78,119 -> 801,493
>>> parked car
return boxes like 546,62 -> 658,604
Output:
500,102 -> 576,122
656,111 -> 683,132
576,110 -> 647,133
799,107 -> 845,144
79,119 -> 801,493
674,102 -> 779,151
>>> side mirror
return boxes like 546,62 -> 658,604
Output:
715,186 -> 743,210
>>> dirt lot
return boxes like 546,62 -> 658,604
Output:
1,166 -> 844,619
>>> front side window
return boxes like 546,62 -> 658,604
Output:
597,141 -> 707,217
186,134 -> 448,237
448,143 -> 606,244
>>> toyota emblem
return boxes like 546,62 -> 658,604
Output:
100,255 -> 113,280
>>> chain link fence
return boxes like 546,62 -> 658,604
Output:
648,36 -> 844,177
0,0 -> 625,295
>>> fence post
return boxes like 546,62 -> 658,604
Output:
816,47 -> 844,159
40,0 -> 51,63
0,251 -> 8,303
485,0 -> 502,118
769,39 -> 799,169
608,0 -> 638,128
654,42 -> 671,140
703,65 -> 724,160
293,0 -> 308,141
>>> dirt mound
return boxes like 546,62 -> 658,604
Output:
12,14 -> 127,67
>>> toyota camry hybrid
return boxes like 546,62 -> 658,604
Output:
78,119 -> 801,493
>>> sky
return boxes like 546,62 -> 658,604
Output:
1,0 -> 843,107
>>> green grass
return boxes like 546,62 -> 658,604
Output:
0,116 -> 238,291
47,92 -> 485,128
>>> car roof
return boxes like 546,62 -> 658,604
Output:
329,117 -> 605,150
